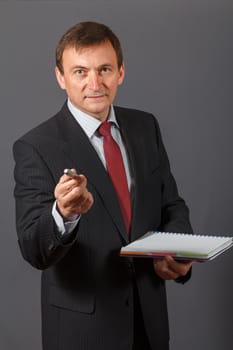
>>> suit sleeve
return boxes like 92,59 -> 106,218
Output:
13,139 -> 78,270
153,117 -> 193,283
152,117 -> 193,234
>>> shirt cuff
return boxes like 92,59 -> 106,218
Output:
52,201 -> 80,235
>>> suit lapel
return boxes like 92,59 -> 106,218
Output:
56,104 -> 129,242
115,107 -> 145,239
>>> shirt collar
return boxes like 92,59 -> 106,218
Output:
67,99 -> 119,139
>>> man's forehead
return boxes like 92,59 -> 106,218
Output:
64,40 -> 114,56
61,41 -> 118,66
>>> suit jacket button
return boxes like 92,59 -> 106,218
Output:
125,298 -> 130,307
127,261 -> 134,272
48,242 -> 55,251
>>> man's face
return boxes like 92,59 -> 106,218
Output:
55,41 -> 125,121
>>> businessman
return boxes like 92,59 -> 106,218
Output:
13,21 -> 193,350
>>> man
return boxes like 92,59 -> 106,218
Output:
13,22 -> 193,350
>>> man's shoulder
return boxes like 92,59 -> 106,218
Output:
114,105 -> 154,119
114,105 -> 160,130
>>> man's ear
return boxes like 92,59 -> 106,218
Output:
118,62 -> 125,86
55,66 -> 66,90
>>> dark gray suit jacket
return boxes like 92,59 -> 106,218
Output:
13,103 -> 192,350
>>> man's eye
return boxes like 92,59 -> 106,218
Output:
102,67 -> 111,73
75,69 -> 84,75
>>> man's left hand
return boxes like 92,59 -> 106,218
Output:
153,256 -> 192,280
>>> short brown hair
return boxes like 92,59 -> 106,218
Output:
56,21 -> 123,74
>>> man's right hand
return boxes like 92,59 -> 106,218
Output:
54,169 -> 94,220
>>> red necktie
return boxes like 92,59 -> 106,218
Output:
99,121 -> 131,233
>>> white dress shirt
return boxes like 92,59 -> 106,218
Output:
52,99 -> 131,235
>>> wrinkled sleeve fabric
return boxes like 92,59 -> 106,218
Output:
13,139 -> 79,270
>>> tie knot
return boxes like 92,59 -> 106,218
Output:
98,121 -> 112,137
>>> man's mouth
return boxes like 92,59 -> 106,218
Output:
85,92 -> 107,99
86,95 -> 105,98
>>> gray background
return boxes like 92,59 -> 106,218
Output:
1,1 -> 233,349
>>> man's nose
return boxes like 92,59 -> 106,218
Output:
88,72 -> 102,90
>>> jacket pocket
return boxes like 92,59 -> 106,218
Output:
49,285 -> 95,314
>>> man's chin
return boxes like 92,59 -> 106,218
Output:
84,102 -> 109,114
83,106 -> 109,121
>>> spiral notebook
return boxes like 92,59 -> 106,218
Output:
120,231 -> 233,261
